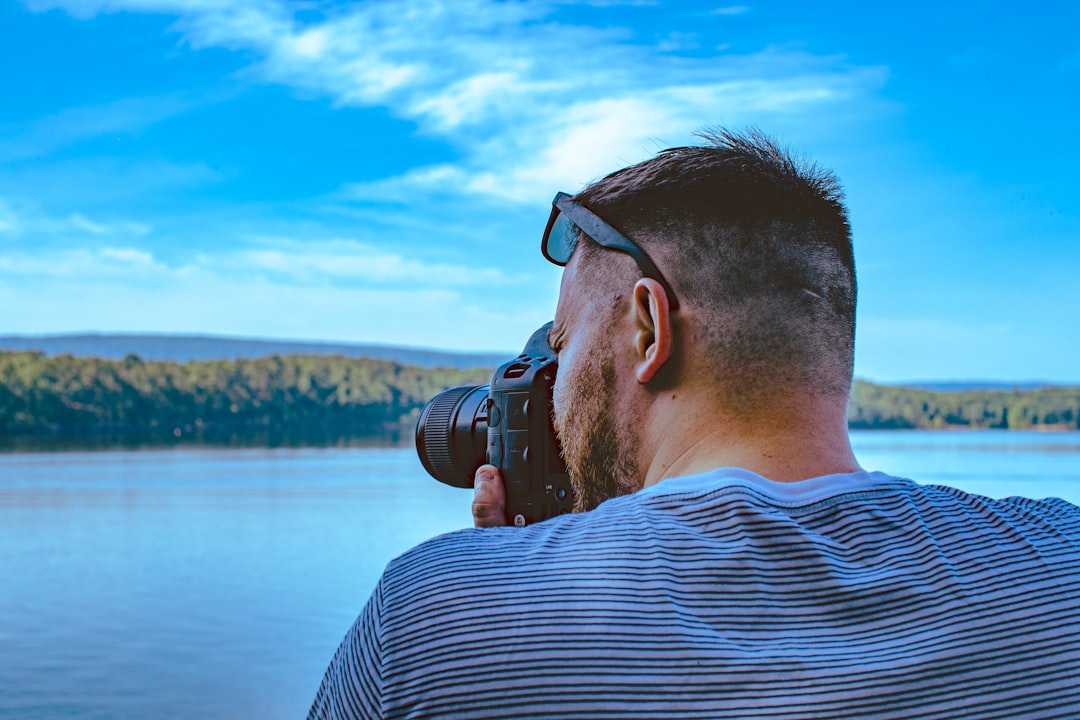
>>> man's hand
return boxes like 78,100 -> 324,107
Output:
472,464 -> 507,528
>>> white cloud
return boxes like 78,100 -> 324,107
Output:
9,0 -> 888,352
288,26 -> 329,59
0,201 -> 154,240
0,246 -> 167,276
69,212 -> 109,234
710,6 -> 749,16
0,275 -> 546,351
0,239 -> 553,350
25,0 -> 886,205
1,235 -> 525,288
99,247 -> 159,266
214,238 -> 524,287
657,32 -> 701,53
412,71 -> 533,131
556,0 -> 658,6
66,213 -> 153,236
0,200 -> 18,234
464,97 -> 676,202
338,165 -> 471,203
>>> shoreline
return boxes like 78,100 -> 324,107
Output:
4,426 -> 1079,455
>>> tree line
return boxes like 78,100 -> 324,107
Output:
1,350 -> 1078,440
0,350 -> 488,440
848,380 -> 1080,430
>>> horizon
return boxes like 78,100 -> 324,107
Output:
1,330 -> 1075,389
1,1 -> 1078,384
0,328 -> 513,355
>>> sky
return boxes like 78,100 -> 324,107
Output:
0,0 -> 1077,384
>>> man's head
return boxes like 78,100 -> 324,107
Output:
546,127 -> 857,507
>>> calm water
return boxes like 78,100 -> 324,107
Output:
1,430 -> 1078,720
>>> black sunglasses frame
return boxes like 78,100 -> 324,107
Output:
541,192 -> 679,311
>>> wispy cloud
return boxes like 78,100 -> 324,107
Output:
0,93 -> 196,163
0,200 -> 153,240
0,200 -> 18,234
0,240 -> 551,348
68,213 -> 109,234
2,236 -> 522,287
207,237 -> 527,287
25,0 -> 885,205
0,246 -> 166,277
9,0 -> 886,352
710,6 -> 749,16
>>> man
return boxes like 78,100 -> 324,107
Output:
310,128 -> 1080,719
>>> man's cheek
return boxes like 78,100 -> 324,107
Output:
551,377 -> 568,437
551,370 -> 582,454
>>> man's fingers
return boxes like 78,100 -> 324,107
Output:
472,464 -> 507,528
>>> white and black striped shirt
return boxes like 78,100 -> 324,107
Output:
309,468 -> 1080,719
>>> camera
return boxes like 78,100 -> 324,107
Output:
415,322 -> 574,526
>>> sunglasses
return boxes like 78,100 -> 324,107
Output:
541,192 -> 680,311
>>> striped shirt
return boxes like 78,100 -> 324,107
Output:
308,468 -> 1080,719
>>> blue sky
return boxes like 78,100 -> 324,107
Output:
1,0 -> 1077,383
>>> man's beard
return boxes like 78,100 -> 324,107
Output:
553,350 -> 641,513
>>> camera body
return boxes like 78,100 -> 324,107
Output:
415,323 -> 574,526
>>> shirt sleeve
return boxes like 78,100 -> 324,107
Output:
307,577 -> 387,720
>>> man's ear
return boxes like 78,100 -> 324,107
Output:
632,278 -> 673,384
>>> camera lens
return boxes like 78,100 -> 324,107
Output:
415,385 -> 489,489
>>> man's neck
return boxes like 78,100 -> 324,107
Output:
639,391 -> 862,488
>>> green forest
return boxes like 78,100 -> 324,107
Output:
0,350 -> 488,442
848,381 -> 1080,430
1,350 -> 1078,442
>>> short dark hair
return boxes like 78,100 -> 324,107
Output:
575,127 -> 856,397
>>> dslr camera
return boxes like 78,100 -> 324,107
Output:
415,323 -> 574,526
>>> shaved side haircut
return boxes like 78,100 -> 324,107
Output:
574,127 -> 856,399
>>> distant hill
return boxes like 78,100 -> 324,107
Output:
1,352 -> 1077,440
0,333 -> 506,370
3,335 -> 1071,389
885,381 -> 1064,392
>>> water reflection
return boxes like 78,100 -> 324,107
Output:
851,430 -> 1080,503
0,429 -> 410,454
0,445 -> 472,720
2,431 -> 1079,720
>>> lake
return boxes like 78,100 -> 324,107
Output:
2,430 -> 1079,720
